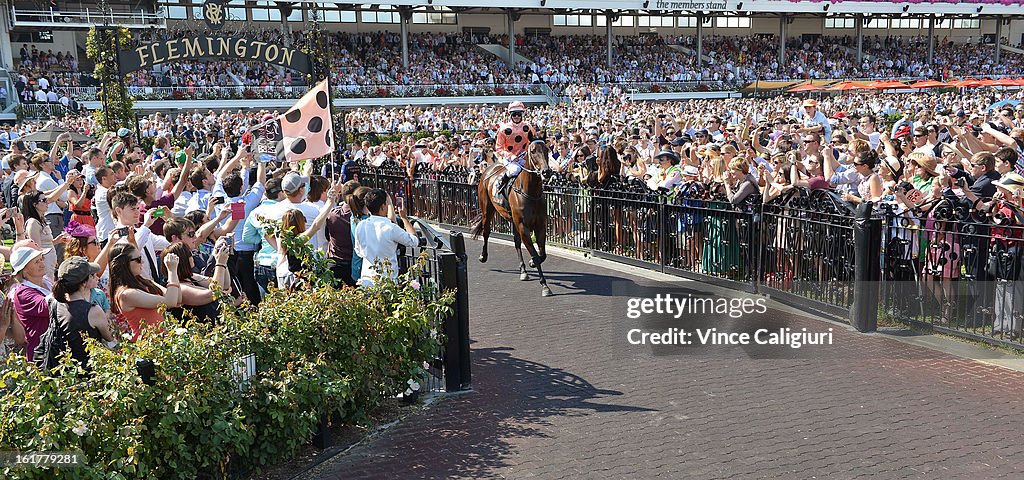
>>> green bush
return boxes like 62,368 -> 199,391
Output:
0,254 -> 453,479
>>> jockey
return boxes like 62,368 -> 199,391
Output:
494,101 -> 535,196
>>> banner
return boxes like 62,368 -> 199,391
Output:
650,0 -> 731,10
117,36 -> 312,75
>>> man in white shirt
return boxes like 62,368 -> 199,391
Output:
94,167 -> 117,243
353,188 -> 419,287
111,191 -> 168,282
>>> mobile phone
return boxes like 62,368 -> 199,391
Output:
258,152 -> 275,163
211,196 -> 226,206
115,226 -> 130,237
230,202 -> 245,221
224,233 -> 234,249
396,196 -> 405,212
152,207 -> 165,218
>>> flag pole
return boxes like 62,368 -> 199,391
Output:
311,1 -> 338,182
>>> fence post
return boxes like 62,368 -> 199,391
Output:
850,201 -> 881,332
434,232 -> 471,392
658,196 -> 666,272
448,231 -> 471,390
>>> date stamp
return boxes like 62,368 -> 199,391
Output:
0,451 -> 83,468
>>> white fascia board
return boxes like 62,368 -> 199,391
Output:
301,1 -> 1024,16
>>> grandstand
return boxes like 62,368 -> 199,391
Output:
0,0 -> 1022,116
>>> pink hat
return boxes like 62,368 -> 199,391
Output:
64,220 -> 96,238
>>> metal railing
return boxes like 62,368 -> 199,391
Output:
397,218 -> 471,393
358,163 -> 1024,350
11,8 -> 166,28
64,83 -> 545,101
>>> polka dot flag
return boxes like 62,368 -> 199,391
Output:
279,78 -> 334,162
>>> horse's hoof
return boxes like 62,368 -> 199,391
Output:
520,273 -> 529,281
542,287 -> 552,297
478,255 -> 487,263
529,260 -> 536,268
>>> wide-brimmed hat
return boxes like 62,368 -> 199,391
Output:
882,155 -> 904,178
10,246 -> 49,274
802,99 -> 818,108
910,155 -> 938,176
14,170 -> 39,190
994,173 -> 1024,195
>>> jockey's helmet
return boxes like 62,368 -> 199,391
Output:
507,101 -> 526,115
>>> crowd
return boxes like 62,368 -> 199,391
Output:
0,120 -> 420,371
2,84 -> 1024,369
48,28 -> 1024,102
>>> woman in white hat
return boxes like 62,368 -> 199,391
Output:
7,245 -> 52,362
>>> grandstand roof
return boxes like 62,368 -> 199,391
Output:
306,0 -> 1024,16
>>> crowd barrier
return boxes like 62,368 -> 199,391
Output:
398,218 -> 472,393
359,162 -> 1024,350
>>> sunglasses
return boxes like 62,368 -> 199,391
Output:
970,163 -> 986,168
87,239 -> 99,246
803,140 -> 816,144
853,162 -> 868,166
913,134 -> 926,137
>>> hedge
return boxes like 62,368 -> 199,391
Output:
0,254 -> 453,479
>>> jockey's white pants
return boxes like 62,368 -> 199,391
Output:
499,157 -> 524,178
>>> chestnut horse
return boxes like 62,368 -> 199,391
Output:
472,140 -> 551,297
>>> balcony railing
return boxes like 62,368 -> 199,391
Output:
61,83 -> 547,101
11,8 -> 166,29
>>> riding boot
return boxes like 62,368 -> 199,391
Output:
497,174 -> 513,198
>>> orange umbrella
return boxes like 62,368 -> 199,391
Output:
908,80 -> 949,89
869,80 -> 907,90
828,81 -> 870,91
1012,78 -> 1024,86
788,83 -> 826,92
951,78 -> 981,88
985,78 -> 1018,87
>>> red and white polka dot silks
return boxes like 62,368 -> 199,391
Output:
279,79 -> 334,162
495,120 -> 534,160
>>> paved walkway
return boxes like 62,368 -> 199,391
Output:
311,240 -> 1024,479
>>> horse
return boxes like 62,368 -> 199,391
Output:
471,140 -> 552,297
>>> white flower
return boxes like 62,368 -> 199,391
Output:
404,388 -> 414,396
409,279 -> 421,291
109,391 -> 119,402
72,422 -> 89,437
174,328 -> 187,335
407,379 -> 420,391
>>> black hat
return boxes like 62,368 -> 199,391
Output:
654,149 -> 680,165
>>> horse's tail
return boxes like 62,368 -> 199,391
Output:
471,203 -> 493,239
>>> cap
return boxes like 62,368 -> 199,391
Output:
802,99 -> 818,108
10,246 -> 48,274
670,137 -> 686,146
694,129 -> 710,137
57,256 -> 101,284
281,172 -> 307,194
831,111 -> 847,119
682,165 -> 700,177
893,125 -> 913,139
117,127 -> 132,138
265,177 -> 283,198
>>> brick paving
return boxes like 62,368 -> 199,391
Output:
311,240 -> 1024,479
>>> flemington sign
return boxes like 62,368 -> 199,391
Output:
117,36 -> 313,75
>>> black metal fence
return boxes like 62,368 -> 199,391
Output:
360,162 -> 1024,350
397,218 -> 472,393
